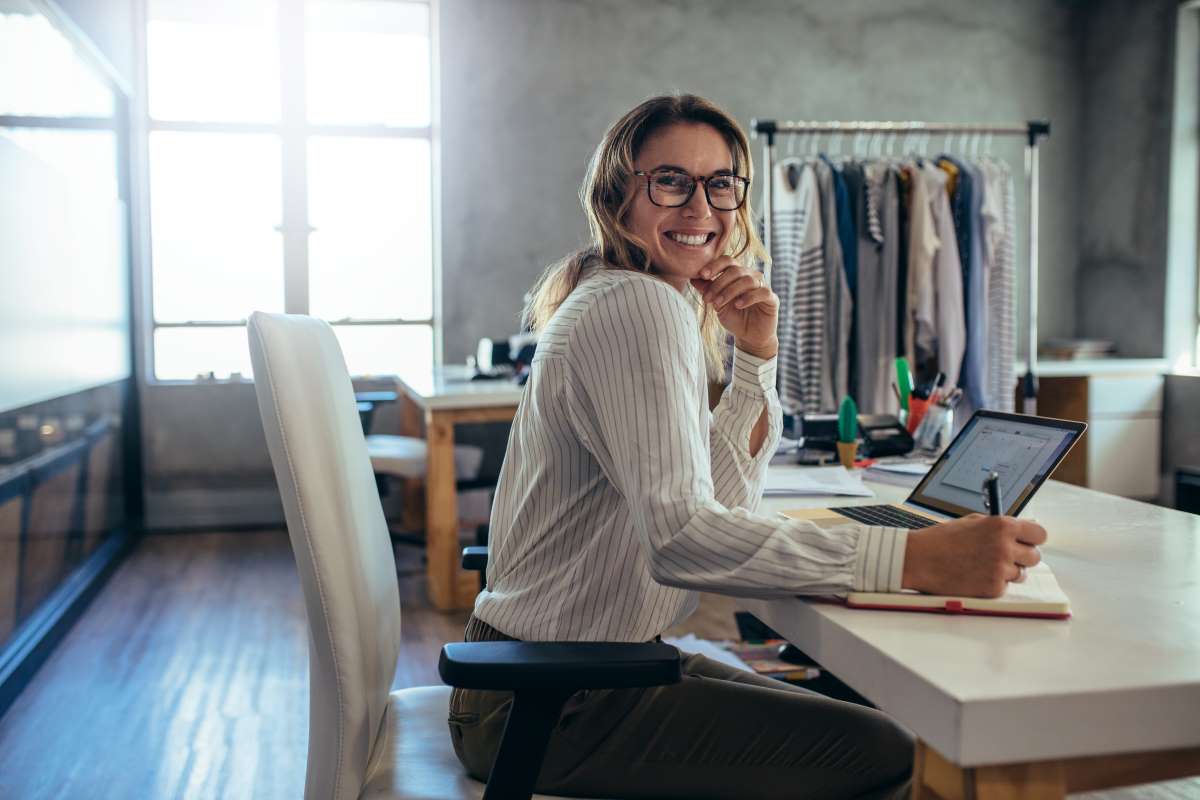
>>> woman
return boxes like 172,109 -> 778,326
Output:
448,93 -> 1046,799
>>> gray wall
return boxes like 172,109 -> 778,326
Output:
125,0 -> 1188,527
1075,0 -> 1178,357
440,0 -> 1086,362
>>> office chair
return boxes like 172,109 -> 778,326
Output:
247,311 -> 680,800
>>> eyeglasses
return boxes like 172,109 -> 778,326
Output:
633,169 -> 750,211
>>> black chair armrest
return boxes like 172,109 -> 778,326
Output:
461,546 -> 489,571
439,641 -> 682,691
454,477 -> 498,492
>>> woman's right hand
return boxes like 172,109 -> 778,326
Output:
901,515 -> 1047,598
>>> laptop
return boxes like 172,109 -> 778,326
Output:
784,410 -> 1087,530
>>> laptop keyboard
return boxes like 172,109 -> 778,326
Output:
832,505 -> 938,530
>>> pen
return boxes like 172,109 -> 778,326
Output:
986,472 -> 1002,515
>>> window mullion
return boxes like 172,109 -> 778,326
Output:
279,0 -> 309,315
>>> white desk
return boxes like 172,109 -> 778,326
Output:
746,472 -> 1200,797
392,365 -> 524,610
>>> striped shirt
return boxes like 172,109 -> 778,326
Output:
982,159 -> 1017,413
474,267 -> 908,642
770,161 -> 826,414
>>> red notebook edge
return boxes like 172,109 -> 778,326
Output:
843,599 -> 1072,620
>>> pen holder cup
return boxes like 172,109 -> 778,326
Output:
914,404 -> 954,453
906,397 -> 930,434
836,440 -> 858,470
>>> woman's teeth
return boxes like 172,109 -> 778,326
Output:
668,232 -> 711,246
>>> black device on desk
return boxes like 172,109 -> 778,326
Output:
856,414 -> 914,458
799,413 -> 913,458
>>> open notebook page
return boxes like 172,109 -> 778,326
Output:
843,561 -> 1071,618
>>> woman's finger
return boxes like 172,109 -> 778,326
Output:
697,256 -> 739,282
729,286 -> 777,311
702,265 -> 748,301
1012,543 -> 1042,568
711,274 -> 760,310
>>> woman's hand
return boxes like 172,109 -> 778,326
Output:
690,257 -> 779,358
901,515 -> 1047,598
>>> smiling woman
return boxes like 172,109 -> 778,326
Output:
524,94 -> 767,381
446,94 -> 920,799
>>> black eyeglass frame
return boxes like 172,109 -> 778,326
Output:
633,169 -> 751,211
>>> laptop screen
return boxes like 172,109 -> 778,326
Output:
906,411 -> 1086,519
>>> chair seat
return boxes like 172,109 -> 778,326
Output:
367,435 -> 485,482
360,685 -> 593,800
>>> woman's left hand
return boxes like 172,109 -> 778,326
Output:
690,257 -> 779,358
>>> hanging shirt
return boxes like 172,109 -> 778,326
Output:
474,266 -> 909,642
921,163 -> 966,390
814,157 -> 852,408
895,168 -> 911,360
856,162 -> 900,415
839,161 -> 864,402
770,161 -> 825,414
940,155 -> 989,410
905,161 -> 940,370
981,159 -> 1017,413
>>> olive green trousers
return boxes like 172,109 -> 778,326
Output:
447,616 -> 913,799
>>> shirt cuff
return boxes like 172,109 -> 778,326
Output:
852,526 -> 909,593
731,348 -> 777,395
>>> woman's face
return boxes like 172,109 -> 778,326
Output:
625,122 -> 738,290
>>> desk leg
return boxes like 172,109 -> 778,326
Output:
913,740 -> 1200,800
912,740 -> 1065,800
424,411 -> 478,611
397,391 -> 424,531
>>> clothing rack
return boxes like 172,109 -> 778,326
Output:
751,119 -> 1050,414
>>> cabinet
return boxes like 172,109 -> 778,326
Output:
1030,366 -> 1164,499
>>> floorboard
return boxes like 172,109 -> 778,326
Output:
0,530 -> 1193,799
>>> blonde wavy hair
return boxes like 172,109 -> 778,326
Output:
523,93 -> 768,380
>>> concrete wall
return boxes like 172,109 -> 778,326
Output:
1075,0 -> 1178,358
440,0 -> 1085,362
122,0 -> 1188,527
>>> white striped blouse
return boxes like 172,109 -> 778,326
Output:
474,267 -> 908,642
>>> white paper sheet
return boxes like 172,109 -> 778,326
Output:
661,634 -> 752,672
868,462 -> 932,476
763,466 -> 875,497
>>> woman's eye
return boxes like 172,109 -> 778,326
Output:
708,177 -> 734,191
654,173 -> 690,190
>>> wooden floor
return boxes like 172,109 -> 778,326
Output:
0,530 -> 1194,799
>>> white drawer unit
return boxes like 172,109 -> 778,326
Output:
1087,417 -> 1162,498
1035,368 -> 1164,500
1087,376 -> 1164,417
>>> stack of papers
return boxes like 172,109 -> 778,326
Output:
863,461 -> 932,487
763,466 -> 874,497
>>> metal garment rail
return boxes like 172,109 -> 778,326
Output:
751,119 -> 1050,414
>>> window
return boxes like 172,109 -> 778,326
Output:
0,3 -> 130,405
143,0 -> 435,380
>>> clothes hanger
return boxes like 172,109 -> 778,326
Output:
783,132 -> 803,189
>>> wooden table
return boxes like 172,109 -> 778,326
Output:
748,472 -> 1200,798
393,365 -> 523,610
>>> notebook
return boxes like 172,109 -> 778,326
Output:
842,561 -> 1071,619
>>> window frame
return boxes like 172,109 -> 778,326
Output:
136,0 -> 439,384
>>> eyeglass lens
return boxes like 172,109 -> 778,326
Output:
648,172 -> 746,210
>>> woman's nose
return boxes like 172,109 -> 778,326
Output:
682,182 -> 711,218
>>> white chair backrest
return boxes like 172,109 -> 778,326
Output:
247,312 -> 402,800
